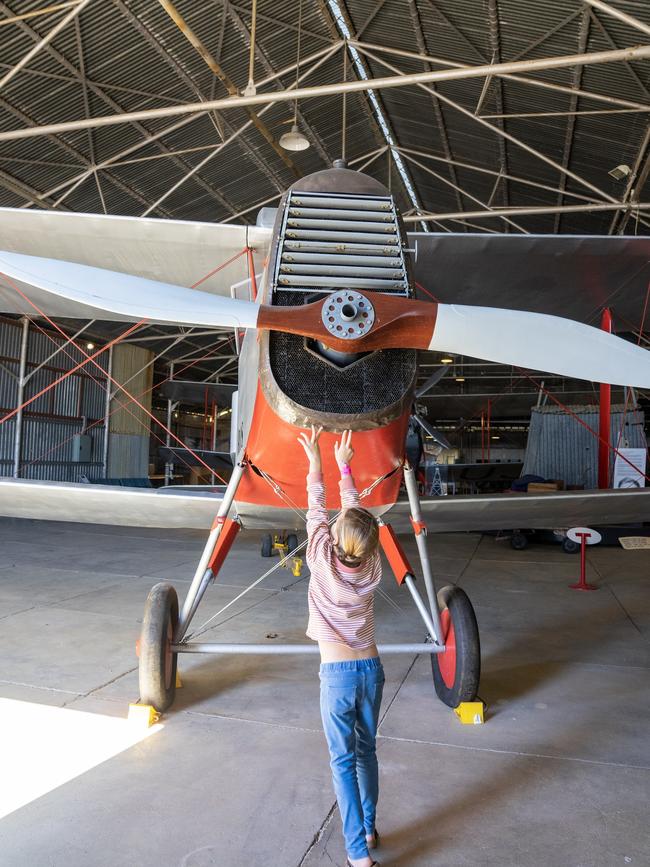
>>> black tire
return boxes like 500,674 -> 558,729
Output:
511,531 -> 529,550
261,533 -> 273,557
431,585 -> 481,708
287,533 -> 299,553
139,582 -> 178,713
562,537 -> 580,554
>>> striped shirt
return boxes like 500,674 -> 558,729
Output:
305,471 -> 382,649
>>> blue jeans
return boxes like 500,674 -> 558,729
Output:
319,658 -> 385,861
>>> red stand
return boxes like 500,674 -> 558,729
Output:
569,531 -> 598,591
598,308 -> 612,489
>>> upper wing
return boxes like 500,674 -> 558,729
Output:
0,207 -> 270,297
387,488 -> 650,533
410,233 -> 650,327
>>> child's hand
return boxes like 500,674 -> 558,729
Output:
297,425 -> 323,472
334,429 -> 354,469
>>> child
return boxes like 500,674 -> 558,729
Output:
297,426 -> 384,867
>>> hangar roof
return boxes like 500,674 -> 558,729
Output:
1,0 -> 649,432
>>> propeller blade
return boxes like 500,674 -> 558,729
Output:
411,414 -> 451,450
415,365 -> 449,398
0,251 -> 259,329
430,304 -> 650,388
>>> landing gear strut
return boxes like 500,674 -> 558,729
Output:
378,464 -> 481,708
138,458 -> 481,716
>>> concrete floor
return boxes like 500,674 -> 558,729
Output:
0,518 -> 649,867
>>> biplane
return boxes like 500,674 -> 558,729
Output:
1,163 -> 650,712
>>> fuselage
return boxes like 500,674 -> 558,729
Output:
233,166 -> 417,526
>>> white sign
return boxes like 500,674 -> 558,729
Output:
613,448 -> 647,489
567,526 -> 602,545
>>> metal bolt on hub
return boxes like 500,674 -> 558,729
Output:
321,290 -> 375,339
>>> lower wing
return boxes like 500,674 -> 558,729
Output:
2,478 -> 649,534
387,488 -> 650,532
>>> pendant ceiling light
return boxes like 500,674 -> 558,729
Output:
280,122 -> 310,151
280,0 -> 310,152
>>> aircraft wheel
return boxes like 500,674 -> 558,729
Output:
430,585 -> 481,708
511,531 -> 528,550
261,533 -> 273,557
139,582 -> 178,713
287,533 -> 299,553
562,537 -> 580,554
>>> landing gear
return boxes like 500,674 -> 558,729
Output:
562,536 -> 580,554
261,533 -> 273,557
379,465 -> 481,711
138,582 -> 179,713
511,531 -> 528,550
430,585 -> 481,708
260,532 -> 299,557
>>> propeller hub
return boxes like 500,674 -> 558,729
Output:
321,290 -> 375,340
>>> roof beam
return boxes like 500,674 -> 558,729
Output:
486,1 -> 509,218
112,0 -> 286,194
355,44 -> 646,213
0,0 -> 235,217
406,0 -> 465,223
0,1 -> 83,27
2,39 -> 650,143
34,41 -> 339,209
353,39 -> 650,112
402,201 -> 650,222
0,79 -> 170,215
397,146 -> 601,204
554,8 -> 591,233
0,0 -> 92,92
157,0 -> 303,180
0,58 -> 192,103
398,148 -> 528,233
610,125 -> 650,233
509,9 -> 582,62
0,167 -> 71,209
583,0 -> 650,39
225,1 -> 332,166
139,42 -> 340,216
588,7 -> 650,100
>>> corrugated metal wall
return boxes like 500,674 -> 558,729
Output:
0,318 -> 108,480
523,404 -> 647,488
0,319 -> 153,482
107,344 -> 153,478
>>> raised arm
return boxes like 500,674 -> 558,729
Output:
335,429 -> 360,509
297,425 -> 330,564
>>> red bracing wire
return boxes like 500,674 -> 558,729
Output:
18,317 -> 204,477
0,318 -> 145,427
415,280 -> 439,303
517,369 -> 650,484
0,271 -> 228,484
190,248 -> 248,289
247,247 -> 258,301
24,335 -> 234,471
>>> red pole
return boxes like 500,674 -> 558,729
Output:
481,411 -> 485,463
487,399 -> 491,462
598,308 -> 612,489
569,532 -> 598,591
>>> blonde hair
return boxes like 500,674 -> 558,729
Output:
335,507 -> 379,566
